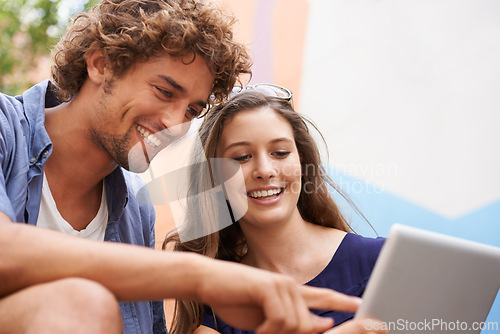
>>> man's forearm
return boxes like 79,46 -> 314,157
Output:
0,217 -> 207,301
0,214 -> 367,333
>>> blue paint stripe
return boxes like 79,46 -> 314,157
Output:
326,167 -> 500,247
325,167 -> 500,326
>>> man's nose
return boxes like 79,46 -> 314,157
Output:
159,103 -> 191,138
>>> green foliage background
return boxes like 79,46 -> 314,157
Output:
0,0 -> 98,96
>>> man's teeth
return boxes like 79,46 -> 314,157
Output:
249,188 -> 282,199
136,125 -> 161,147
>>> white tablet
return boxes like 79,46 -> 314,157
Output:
355,224 -> 500,334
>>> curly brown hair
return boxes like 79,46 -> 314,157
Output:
51,0 -> 252,103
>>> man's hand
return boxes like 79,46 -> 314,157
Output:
197,259 -> 363,334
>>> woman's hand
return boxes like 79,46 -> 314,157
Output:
324,318 -> 389,334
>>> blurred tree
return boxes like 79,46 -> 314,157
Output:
0,0 -> 98,95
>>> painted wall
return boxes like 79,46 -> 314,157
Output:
209,0 -> 500,328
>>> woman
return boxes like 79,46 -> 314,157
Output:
164,87 -> 386,334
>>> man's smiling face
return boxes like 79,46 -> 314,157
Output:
89,53 -> 215,172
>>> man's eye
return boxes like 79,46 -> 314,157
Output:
157,87 -> 172,98
186,107 -> 200,119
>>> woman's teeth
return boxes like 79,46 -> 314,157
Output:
248,188 -> 283,199
136,124 -> 161,147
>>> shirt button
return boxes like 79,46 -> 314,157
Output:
41,150 -> 49,158
30,157 -> 36,163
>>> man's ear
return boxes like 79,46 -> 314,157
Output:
86,49 -> 108,85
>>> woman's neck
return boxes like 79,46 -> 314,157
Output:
240,214 -> 347,284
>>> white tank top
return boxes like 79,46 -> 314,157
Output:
37,172 -> 108,241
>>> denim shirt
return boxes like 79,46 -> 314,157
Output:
0,81 -> 167,334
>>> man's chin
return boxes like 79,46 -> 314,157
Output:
123,153 -> 152,173
125,144 -> 156,173
124,162 -> 150,173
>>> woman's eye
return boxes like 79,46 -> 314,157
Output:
233,155 -> 251,162
273,151 -> 290,158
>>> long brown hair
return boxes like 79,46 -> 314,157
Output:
163,90 -> 367,333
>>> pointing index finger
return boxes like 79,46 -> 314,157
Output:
299,286 -> 362,313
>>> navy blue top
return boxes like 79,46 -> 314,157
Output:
0,81 -> 166,334
202,233 -> 385,333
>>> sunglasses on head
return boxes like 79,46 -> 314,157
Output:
230,83 -> 293,107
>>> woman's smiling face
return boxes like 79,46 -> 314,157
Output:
216,107 -> 303,229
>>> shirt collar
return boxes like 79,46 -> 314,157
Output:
21,80 -> 60,165
22,81 -> 130,221
104,167 -> 129,222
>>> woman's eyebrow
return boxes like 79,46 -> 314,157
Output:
223,137 -> 293,153
269,137 -> 294,144
223,141 -> 251,153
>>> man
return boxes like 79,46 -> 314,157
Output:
0,0 -> 383,333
